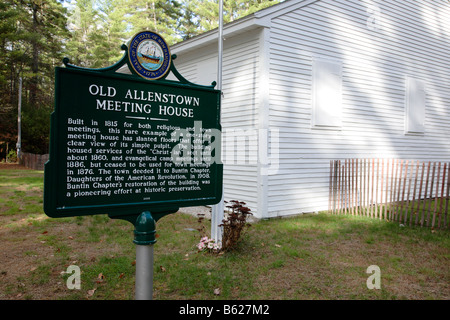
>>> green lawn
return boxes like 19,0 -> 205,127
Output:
0,167 -> 449,300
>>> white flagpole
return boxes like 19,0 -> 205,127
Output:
211,0 -> 224,247
217,0 -> 223,93
17,77 -> 22,161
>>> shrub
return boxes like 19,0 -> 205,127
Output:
196,200 -> 253,253
6,149 -> 17,163
220,200 -> 253,251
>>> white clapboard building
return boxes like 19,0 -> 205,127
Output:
169,0 -> 450,219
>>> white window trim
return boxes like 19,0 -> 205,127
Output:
311,57 -> 343,130
404,76 -> 426,135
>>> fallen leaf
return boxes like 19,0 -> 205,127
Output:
214,288 -> 221,296
131,260 -> 136,266
30,267 -> 37,272
159,266 -> 166,272
87,288 -> 96,297
96,273 -> 105,283
275,244 -> 282,248
68,236 -> 74,240
42,231 -> 48,234
118,273 -> 124,279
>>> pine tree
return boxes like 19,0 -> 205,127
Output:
123,0 -> 182,45
177,0 -> 201,40
177,0 -> 281,39
0,0 -> 69,154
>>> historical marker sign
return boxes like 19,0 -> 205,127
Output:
44,32 -> 222,300
44,53 -> 222,219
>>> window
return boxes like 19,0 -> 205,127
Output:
405,77 -> 426,134
312,58 -> 343,128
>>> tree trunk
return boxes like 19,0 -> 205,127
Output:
29,2 -> 40,108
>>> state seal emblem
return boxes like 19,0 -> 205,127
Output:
128,31 -> 171,80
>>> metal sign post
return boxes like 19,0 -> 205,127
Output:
133,211 -> 156,300
135,244 -> 154,300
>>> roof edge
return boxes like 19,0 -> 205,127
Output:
171,0 -> 321,54
254,0 -> 321,19
171,14 -> 266,54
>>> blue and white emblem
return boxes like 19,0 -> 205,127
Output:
128,31 -> 171,80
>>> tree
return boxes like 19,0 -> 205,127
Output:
64,0 -> 282,64
177,0 -> 201,40
124,0 -> 182,44
65,0 -> 103,67
64,0 -> 129,68
177,0 -> 281,39
0,0 -> 69,155
64,0 -> 184,68
21,0 -> 69,108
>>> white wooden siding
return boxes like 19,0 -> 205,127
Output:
267,0 -> 450,217
222,31 -> 261,213
173,29 -> 262,214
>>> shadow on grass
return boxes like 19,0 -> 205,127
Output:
256,212 -> 450,243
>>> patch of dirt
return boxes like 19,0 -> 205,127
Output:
0,213 -> 134,300
0,229 -> 55,299
0,215 -> 56,299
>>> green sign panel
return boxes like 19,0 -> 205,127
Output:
44,56 -> 222,219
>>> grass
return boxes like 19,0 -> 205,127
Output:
0,167 -> 449,300
338,198 -> 450,229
